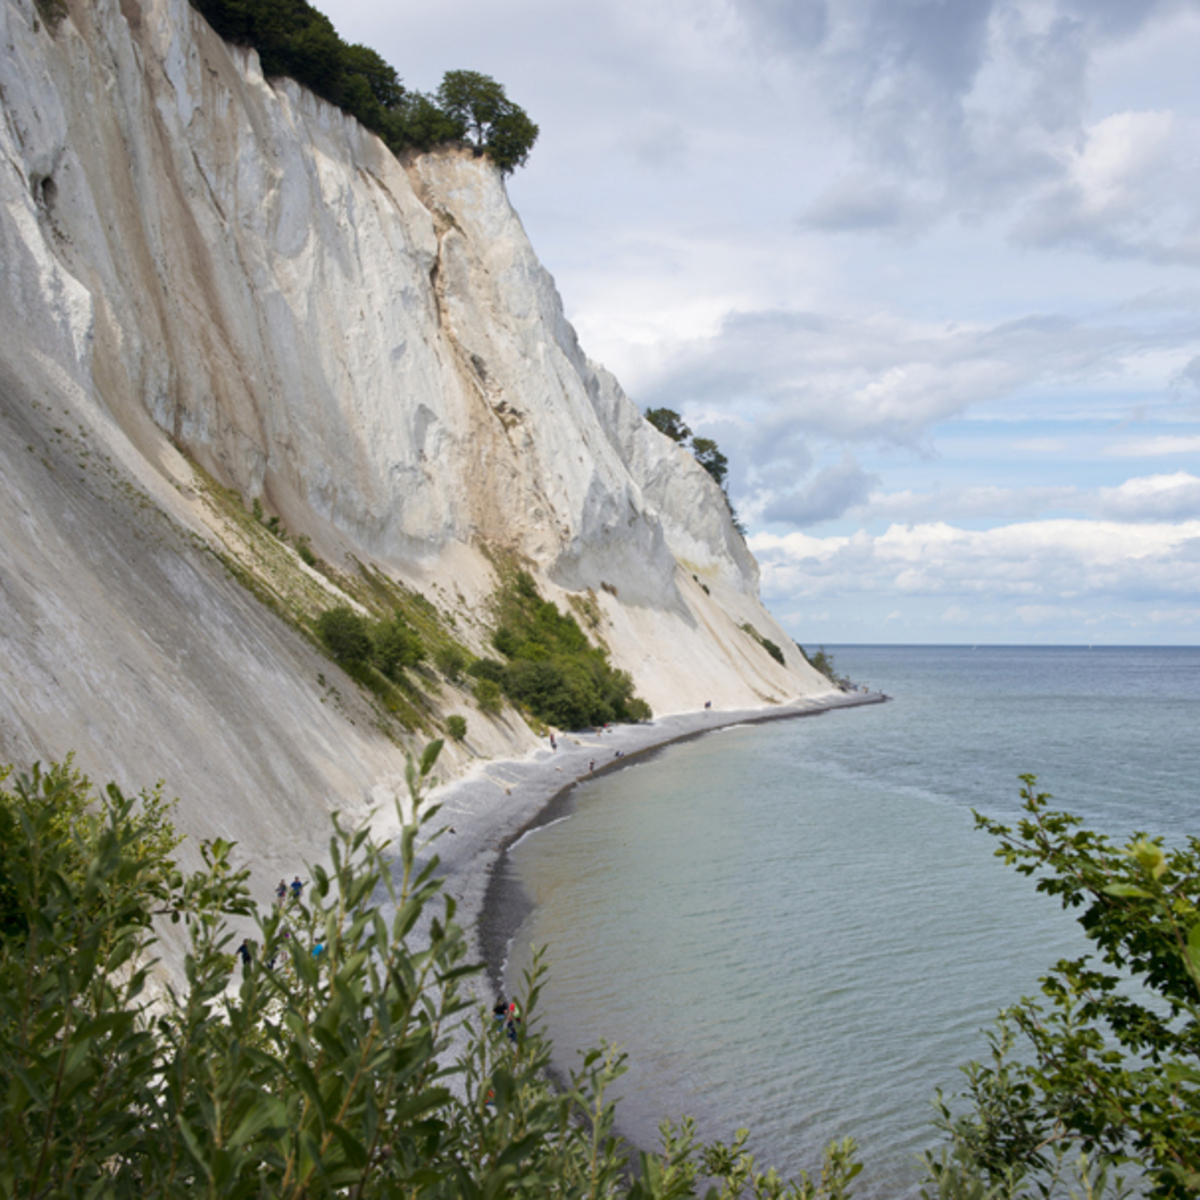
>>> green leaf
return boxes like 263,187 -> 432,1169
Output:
1101,883 -> 1151,899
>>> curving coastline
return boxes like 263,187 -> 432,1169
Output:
421,690 -> 889,1001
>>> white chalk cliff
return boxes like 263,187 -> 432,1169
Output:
0,0 -> 833,876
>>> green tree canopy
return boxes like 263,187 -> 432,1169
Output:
477,572 -> 651,727
188,0 -> 538,171
645,407 -> 692,444
691,436 -> 729,488
316,604 -> 372,663
436,70 -> 539,174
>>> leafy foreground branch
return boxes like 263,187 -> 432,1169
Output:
928,777 -> 1200,1200
0,750 -> 856,1198
3,757 -> 1195,1198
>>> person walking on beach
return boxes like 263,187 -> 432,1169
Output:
291,875 -> 304,901
237,938 -> 252,972
589,759 -> 595,772
276,879 -> 287,903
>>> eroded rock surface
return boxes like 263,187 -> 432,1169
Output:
0,0 -> 832,896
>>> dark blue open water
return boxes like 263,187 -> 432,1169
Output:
503,646 -> 1200,1197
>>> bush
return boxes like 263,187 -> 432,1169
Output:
761,637 -> 785,666
468,657 -> 509,685
434,644 -> 466,681
316,605 -> 372,663
446,714 -> 467,741
804,646 -> 839,682
482,572 -> 651,729
6,753 -> 1182,1196
742,624 -> 786,668
373,611 -> 424,678
473,677 -> 502,715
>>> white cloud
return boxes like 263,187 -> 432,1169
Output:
857,473 -> 1200,524
1096,472 -> 1200,520
861,485 -> 1080,523
750,518 -> 1200,605
639,299 -> 1200,511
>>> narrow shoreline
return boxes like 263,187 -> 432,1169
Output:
424,689 -> 889,998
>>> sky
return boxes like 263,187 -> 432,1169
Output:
320,0 -> 1200,645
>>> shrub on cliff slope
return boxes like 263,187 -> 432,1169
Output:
316,605 -> 425,679
0,748 -> 865,1198
482,572 -> 651,728
316,604 -> 373,663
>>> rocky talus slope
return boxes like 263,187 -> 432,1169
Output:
0,0 -> 833,898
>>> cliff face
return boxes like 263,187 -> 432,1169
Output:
0,0 -> 831,862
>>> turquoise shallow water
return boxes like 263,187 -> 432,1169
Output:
501,646 -> 1200,1197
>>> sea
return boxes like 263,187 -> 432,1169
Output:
499,645 -> 1200,1197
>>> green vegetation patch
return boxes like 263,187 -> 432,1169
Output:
187,459 -> 471,737
797,643 -> 843,685
470,571 -> 650,729
740,622 -> 786,667
188,0 -> 537,173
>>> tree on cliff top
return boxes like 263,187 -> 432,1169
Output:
436,70 -> 540,174
691,436 -> 729,489
188,0 -> 537,171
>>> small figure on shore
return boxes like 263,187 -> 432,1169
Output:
507,1001 -> 521,1041
291,875 -> 304,900
492,999 -> 519,1043
589,759 -> 595,772
549,733 -> 556,751
237,938 -> 252,972
704,700 -> 712,709
276,879 -> 287,903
